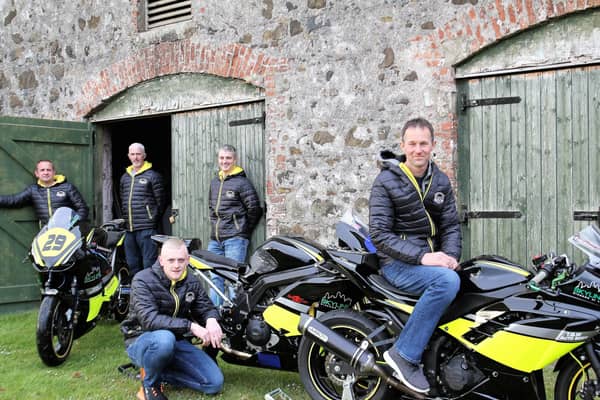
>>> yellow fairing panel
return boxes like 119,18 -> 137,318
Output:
441,318 -> 583,372
87,276 -> 119,322
189,257 -> 212,270
263,304 -> 301,336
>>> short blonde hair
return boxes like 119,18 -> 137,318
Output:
160,238 -> 188,255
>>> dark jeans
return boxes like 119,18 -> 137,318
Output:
127,330 -> 223,394
124,228 -> 158,276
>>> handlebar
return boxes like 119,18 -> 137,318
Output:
527,253 -> 570,293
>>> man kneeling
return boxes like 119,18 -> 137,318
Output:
121,238 -> 224,400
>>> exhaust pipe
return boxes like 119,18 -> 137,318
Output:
298,314 -> 425,399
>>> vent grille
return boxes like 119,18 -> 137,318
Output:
147,0 -> 192,29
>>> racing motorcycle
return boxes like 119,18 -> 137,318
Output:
30,207 -> 130,366
295,223 -> 600,400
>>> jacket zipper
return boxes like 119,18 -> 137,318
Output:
145,205 -> 152,220
233,214 -> 239,231
46,188 -> 52,219
215,177 -> 225,241
170,281 -> 180,317
399,163 -> 437,238
127,173 -> 135,232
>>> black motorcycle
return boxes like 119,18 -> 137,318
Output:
151,214 -> 373,373
30,207 -> 130,366
295,223 -> 600,400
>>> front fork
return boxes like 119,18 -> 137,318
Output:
582,342 -> 600,399
42,273 -> 79,328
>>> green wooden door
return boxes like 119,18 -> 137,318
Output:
0,117 -> 92,312
171,101 -> 266,257
457,65 -> 600,265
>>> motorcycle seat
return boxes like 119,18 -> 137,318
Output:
191,249 -> 246,271
367,274 -> 418,299
105,231 -> 125,248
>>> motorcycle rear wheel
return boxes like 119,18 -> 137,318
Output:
297,309 -> 393,400
36,296 -> 75,366
555,359 -> 599,400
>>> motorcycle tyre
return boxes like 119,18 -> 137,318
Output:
555,358 -> 598,400
297,309 -> 393,400
113,264 -> 130,322
36,296 -> 75,366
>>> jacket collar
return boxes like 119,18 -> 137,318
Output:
37,174 -> 66,188
126,161 -> 153,176
219,165 -> 244,180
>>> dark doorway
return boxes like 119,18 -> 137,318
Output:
104,116 -> 172,232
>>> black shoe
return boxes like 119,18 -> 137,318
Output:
384,348 -> 430,394
137,385 -> 168,400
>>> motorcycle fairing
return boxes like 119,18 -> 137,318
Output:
32,227 -> 82,268
460,255 -> 530,291
441,315 -> 583,372
263,302 -> 303,336
86,275 -> 119,322
188,255 -> 217,271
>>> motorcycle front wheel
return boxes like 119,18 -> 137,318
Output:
297,309 -> 393,400
113,264 -> 130,322
36,296 -> 75,366
555,358 -> 599,400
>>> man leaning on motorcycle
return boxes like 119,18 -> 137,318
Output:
369,117 -> 462,394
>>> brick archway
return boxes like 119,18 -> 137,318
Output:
77,40 -> 289,118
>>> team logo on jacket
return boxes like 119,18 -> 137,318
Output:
434,192 -> 445,204
185,292 -> 195,303
225,190 -> 235,198
56,190 -> 66,197
138,178 -> 148,185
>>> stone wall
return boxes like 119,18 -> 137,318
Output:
1,0 -> 598,244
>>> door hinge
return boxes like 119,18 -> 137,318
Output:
460,208 -> 522,224
461,94 -> 521,112
229,112 -> 265,129
573,209 -> 600,221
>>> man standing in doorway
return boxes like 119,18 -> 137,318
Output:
208,144 -> 262,306
120,143 -> 166,276
0,160 -> 89,227
369,117 -> 462,394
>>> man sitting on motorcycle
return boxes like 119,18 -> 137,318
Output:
369,117 -> 462,394
121,238 -> 224,400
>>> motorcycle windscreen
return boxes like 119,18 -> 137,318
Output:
569,224 -> 600,268
31,207 -> 82,267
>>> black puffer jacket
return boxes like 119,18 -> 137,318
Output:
0,175 -> 89,225
209,166 -> 262,241
369,151 -> 462,267
120,161 -> 166,232
120,261 -> 219,347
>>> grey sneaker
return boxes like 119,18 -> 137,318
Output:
383,348 -> 430,394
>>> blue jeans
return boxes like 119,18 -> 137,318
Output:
207,237 -> 249,306
127,330 -> 224,394
382,260 -> 460,364
124,228 -> 158,276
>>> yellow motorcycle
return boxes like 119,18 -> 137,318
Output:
30,207 -> 130,366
